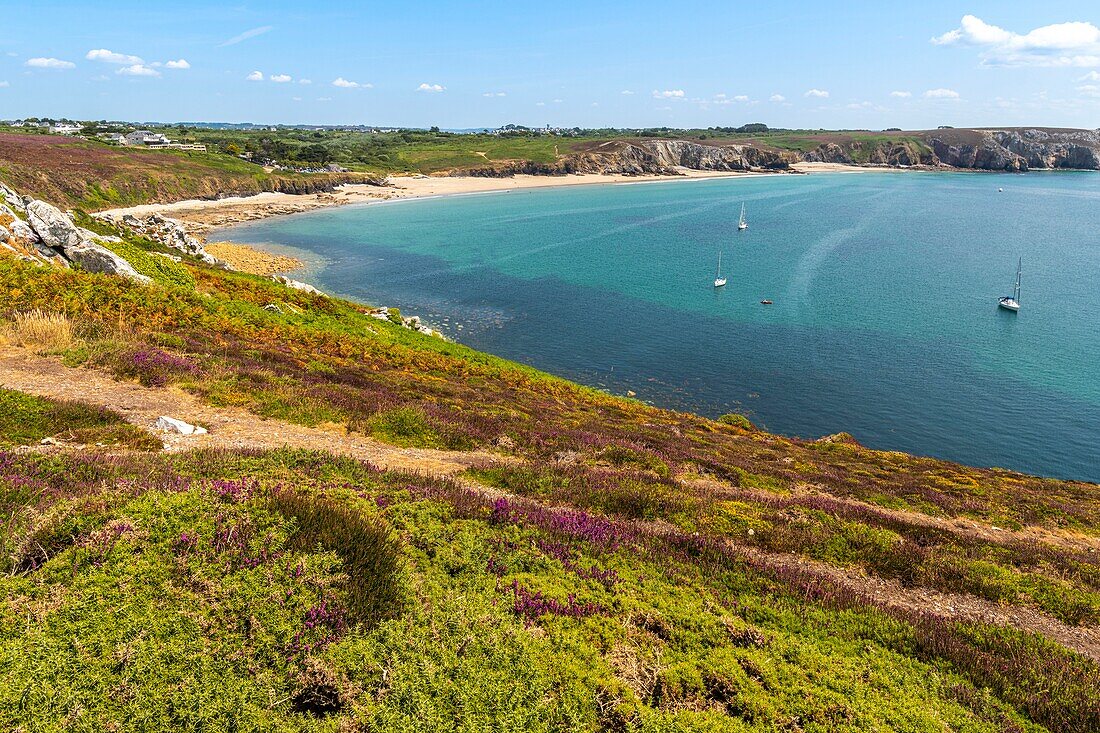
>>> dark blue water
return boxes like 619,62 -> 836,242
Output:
214,172 -> 1100,481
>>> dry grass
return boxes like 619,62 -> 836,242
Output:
3,310 -> 76,351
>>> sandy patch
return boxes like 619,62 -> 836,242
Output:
203,241 -> 303,275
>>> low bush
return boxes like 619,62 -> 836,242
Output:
267,487 -> 403,627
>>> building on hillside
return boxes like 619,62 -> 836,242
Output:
48,124 -> 83,135
121,130 -> 205,152
98,132 -> 126,144
123,130 -> 170,146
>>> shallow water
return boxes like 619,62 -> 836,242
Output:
215,171 -> 1100,481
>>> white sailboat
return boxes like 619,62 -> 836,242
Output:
714,248 -> 727,288
998,258 -> 1021,312
737,202 -> 748,231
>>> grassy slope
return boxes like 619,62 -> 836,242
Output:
0,131 -> 363,210
1,218 -> 1099,731
0,388 -> 159,449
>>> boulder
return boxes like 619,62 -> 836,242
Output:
8,219 -> 40,247
272,275 -> 326,296
25,200 -> 84,250
65,242 -> 151,283
155,416 -> 208,435
0,182 -> 26,213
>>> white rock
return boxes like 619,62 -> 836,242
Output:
271,275 -> 326,296
155,416 -> 208,435
65,242 -> 151,283
8,220 -> 40,247
25,200 -> 84,250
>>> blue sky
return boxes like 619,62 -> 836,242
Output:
3,1 -> 1100,128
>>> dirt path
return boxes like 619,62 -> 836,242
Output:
0,349 -> 500,476
683,475 -> 1100,555
727,539 -> 1100,662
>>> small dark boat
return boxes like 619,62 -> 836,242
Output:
760,299 -> 773,305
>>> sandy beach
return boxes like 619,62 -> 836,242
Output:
99,168 -> 786,232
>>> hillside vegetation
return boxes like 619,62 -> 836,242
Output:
0,208 -> 1098,731
0,132 -> 368,210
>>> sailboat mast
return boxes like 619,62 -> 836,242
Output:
1015,257 -> 1022,302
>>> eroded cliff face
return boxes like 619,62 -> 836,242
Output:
456,140 -> 791,177
459,129 -> 1100,178
920,130 -> 1100,171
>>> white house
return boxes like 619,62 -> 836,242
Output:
123,130 -> 170,146
49,124 -> 83,135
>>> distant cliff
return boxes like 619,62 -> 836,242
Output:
457,128 -> 1100,177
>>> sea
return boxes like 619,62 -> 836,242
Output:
213,171 -> 1100,482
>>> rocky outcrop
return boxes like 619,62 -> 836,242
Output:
0,189 -> 149,281
26,200 -> 88,250
104,213 -> 220,265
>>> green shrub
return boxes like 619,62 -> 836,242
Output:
717,413 -> 754,430
267,488 -> 403,627
367,406 -> 439,447
101,239 -> 196,289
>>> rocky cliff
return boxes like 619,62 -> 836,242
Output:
457,139 -> 791,177
0,182 -> 149,281
461,128 -> 1100,178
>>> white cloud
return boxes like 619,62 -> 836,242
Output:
924,87 -> 960,99
1077,84 -> 1100,97
890,90 -> 912,98
804,88 -> 829,98
621,90 -> 634,95
292,96 -> 302,101
86,49 -> 143,65
164,59 -> 190,70
299,78 -> 312,85
317,96 -> 332,102
769,94 -> 786,102
118,64 -> 160,77
846,101 -> 888,112
591,102 -> 599,107
26,57 -> 75,69
535,101 -> 545,106
333,77 -> 369,88
733,94 -> 750,102
246,70 -> 264,81
0,81 -> 8,88
219,25 -> 273,47
932,15 -> 1100,67
482,91 -> 506,97
652,89 -> 685,98
1079,71 -> 1100,81
417,83 -> 445,92
270,74 -> 292,83
553,98 -> 563,103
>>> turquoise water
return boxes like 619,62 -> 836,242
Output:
215,172 -> 1100,481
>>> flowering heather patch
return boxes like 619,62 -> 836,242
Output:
173,530 -> 198,556
124,348 -> 201,387
535,538 -> 620,590
288,600 -> 348,659
208,477 -> 256,503
509,580 -> 603,624
490,497 -> 637,551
